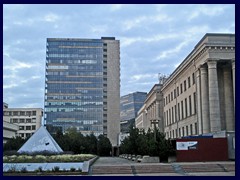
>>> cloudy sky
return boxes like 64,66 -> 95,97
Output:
3,4 -> 235,108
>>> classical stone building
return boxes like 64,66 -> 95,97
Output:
135,84 -> 164,132
161,33 -> 235,139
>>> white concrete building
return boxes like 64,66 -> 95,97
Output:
3,108 -> 43,139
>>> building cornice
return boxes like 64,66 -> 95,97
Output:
161,34 -> 235,91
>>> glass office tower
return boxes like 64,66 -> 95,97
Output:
45,37 -> 120,144
120,92 -> 147,121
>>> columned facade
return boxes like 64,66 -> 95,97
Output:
200,65 -> 210,134
232,60 -> 235,113
135,84 -> 164,133
208,60 -> 221,132
161,33 -> 235,139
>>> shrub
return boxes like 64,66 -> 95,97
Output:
52,166 -> 60,172
38,166 -> 43,172
7,165 -> 17,173
20,167 -> 28,173
70,167 -> 76,172
35,155 -> 46,162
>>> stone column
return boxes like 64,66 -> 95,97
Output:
224,65 -> 234,131
200,65 -> 210,134
196,69 -> 202,134
208,60 -> 221,132
232,60 -> 235,113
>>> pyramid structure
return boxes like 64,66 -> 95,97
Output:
18,126 -> 63,154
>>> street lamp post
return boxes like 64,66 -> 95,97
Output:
151,119 -> 159,142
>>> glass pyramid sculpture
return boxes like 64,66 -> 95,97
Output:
18,126 -> 63,154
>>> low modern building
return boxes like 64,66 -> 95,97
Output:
3,120 -> 18,144
3,108 -> 43,139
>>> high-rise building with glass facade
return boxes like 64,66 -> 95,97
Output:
44,37 -> 120,148
120,92 -> 147,121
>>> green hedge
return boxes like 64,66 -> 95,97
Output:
3,154 -> 95,163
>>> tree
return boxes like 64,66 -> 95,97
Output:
97,135 -> 112,156
119,127 -> 175,161
84,133 -> 98,154
3,136 -> 27,152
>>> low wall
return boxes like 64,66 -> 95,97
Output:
176,138 -> 228,162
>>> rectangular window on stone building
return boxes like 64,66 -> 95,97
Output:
32,125 -> 36,130
172,107 -> 174,123
177,87 -> 179,96
32,111 -> 36,116
182,127 -> 185,137
178,103 -> 180,121
26,119 -> 31,123
188,77 -> 191,88
181,101 -> 184,120
193,92 -> 196,114
186,126 -> 189,136
189,95 -> 192,116
174,105 -> 177,122
192,73 -> 195,84
185,98 -> 188,117
164,112 -> 166,127
180,84 -> 183,94
171,92 -> 173,101
26,126 -> 31,130
169,109 -> 171,124
174,89 -> 176,99
13,119 -> 18,123
179,128 -> 181,137
20,111 -> 25,116
195,123 -> 198,135
19,126 -> 24,130
166,110 -> 168,126
190,124 -> 193,135
168,94 -> 170,103
184,80 -> 187,91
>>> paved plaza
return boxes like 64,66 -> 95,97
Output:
89,157 -> 235,176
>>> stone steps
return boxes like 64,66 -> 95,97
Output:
181,164 -> 224,172
134,165 -> 175,173
91,166 -> 132,174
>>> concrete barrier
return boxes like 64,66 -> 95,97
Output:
141,156 -> 160,163
81,156 -> 99,175
168,156 -> 176,163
